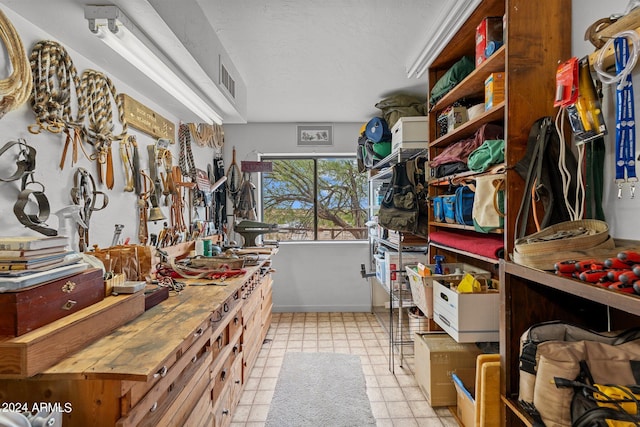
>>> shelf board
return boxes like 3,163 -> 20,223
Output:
430,242 -> 500,264
371,148 -> 426,171
502,261 -> 640,317
428,165 -> 506,185
428,221 -> 504,234
433,46 -> 506,112
502,396 -> 534,427
429,102 -> 505,149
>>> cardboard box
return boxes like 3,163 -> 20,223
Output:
391,116 -> 429,152
476,17 -> 503,66
452,368 -> 477,427
485,72 -> 505,111
413,333 -> 482,407
446,106 -> 468,133
433,279 -> 500,343
384,251 -> 426,289
407,263 -> 491,319
452,354 -> 501,427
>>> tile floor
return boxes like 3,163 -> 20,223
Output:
230,312 -> 459,427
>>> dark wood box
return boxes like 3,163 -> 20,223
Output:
0,268 -> 104,336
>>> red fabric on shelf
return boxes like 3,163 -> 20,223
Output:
429,230 -> 504,260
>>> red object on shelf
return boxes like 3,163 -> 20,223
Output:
429,230 -> 504,260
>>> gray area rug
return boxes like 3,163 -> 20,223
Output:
265,352 -> 376,427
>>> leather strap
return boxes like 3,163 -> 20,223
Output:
71,168 -> 108,251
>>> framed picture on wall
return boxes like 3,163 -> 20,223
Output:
297,125 -> 333,146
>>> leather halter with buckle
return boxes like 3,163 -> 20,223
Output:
1,139 -> 58,236
71,168 -> 108,251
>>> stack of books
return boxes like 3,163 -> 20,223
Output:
0,236 -> 88,291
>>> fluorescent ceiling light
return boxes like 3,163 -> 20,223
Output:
407,0 -> 483,78
85,5 -> 223,124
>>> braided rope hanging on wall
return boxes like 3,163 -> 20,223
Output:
28,40 -> 86,168
178,123 -> 197,182
0,8 -> 32,117
81,69 -> 128,189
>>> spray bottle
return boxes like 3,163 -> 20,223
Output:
54,206 -> 87,252
433,255 -> 445,275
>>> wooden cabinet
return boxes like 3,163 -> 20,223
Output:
426,0 -> 571,267
500,260 -> 640,426
0,260 -> 274,426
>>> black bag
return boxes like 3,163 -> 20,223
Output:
514,117 -> 579,238
555,361 -> 640,427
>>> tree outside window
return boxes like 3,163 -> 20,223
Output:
261,156 -> 368,241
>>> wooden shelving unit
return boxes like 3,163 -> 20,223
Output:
423,0 -> 572,425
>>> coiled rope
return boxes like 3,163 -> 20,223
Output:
0,8 -> 32,117
28,40 -> 86,168
188,122 -> 224,151
81,69 -> 128,189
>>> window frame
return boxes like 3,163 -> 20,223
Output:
259,153 -> 368,242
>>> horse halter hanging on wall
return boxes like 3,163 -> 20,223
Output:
70,167 -> 108,251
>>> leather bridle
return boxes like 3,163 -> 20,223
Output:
71,167 -> 108,251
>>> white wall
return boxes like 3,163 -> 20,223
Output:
223,123 -> 372,312
572,0 -> 640,239
0,6 -> 217,249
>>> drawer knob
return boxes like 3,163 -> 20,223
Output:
220,369 -> 227,382
194,327 -> 204,338
150,402 -> 158,413
222,409 -> 229,416
62,300 -> 77,310
235,379 -> 241,384
154,366 -> 168,378
61,281 -> 76,293
192,355 -> 198,363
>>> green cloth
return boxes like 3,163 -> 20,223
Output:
467,139 -> 505,172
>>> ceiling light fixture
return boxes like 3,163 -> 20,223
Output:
84,5 -> 223,124
407,0 -> 483,79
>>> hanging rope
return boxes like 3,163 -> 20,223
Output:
81,69 -> 128,189
188,122 -> 214,147
0,8 -> 32,117
178,123 -> 197,181
29,40 -> 87,168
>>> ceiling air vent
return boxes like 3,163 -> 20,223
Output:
219,57 -> 236,99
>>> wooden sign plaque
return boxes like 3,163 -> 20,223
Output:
118,94 -> 176,143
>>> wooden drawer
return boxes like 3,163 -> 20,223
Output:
228,355 -> 244,409
212,384 -> 231,427
117,335 -> 212,427
126,314 -> 213,409
141,352 -> 213,427
0,268 -> 104,336
212,342 -> 241,401
212,356 -> 243,427
183,378 -> 214,427
227,309 -> 243,342
211,326 -> 229,362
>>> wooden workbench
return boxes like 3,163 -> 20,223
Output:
0,257 -> 274,427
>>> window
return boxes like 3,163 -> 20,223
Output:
261,156 -> 368,241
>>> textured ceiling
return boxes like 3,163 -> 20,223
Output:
198,0 -> 440,123
0,0 -> 444,124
